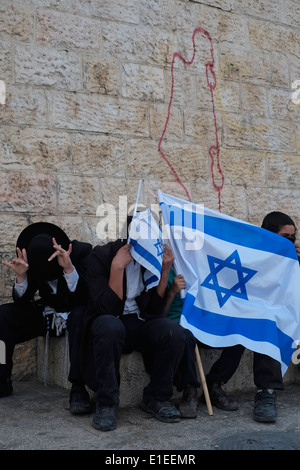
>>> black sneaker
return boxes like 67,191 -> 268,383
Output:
140,393 -> 181,423
0,378 -> 13,398
69,384 -> 92,415
201,381 -> 238,411
253,389 -> 277,423
92,404 -> 117,432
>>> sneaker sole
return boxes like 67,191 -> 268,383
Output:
69,405 -> 93,415
92,421 -> 117,432
253,415 -> 277,423
140,401 -> 181,423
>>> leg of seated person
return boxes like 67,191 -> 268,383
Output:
91,314 -> 126,431
200,343 -> 245,411
0,302 -> 45,397
174,329 -> 200,418
135,317 -> 185,423
67,305 -> 92,415
252,352 -> 282,423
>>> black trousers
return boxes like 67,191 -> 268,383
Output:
91,314 -> 186,407
173,328 -> 200,392
0,302 -> 85,384
199,342 -> 283,390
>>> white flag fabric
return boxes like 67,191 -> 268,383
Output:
128,208 -> 165,290
158,190 -> 300,375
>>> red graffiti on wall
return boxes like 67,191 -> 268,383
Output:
158,28 -> 224,211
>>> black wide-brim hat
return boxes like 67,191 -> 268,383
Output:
17,222 -> 71,281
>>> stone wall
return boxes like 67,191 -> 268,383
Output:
0,0 -> 300,383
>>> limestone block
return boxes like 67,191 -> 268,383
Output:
102,23 -> 174,66
81,215 -> 104,247
12,339 -> 37,381
139,0 -> 213,33
0,171 -> 57,213
150,103 -> 183,141
158,141 -> 211,182
283,0 -> 300,28
247,187 -> 300,227
125,138 -> 209,182
240,84 -> 268,118
0,1 -> 34,40
213,183 -> 248,221
1,259 -> 16,298
217,148 -> 266,187
0,41 -> 12,82
268,88 -> 300,121
184,108 -> 218,144
295,123 -> 300,154
248,20 -> 300,58
266,153 -> 300,187
36,9 -> 101,52
68,0 -> 140,24
0,86 -> 47,127
72,133 -> 126,178
57,174 -> 99,216
219,46 -> 290,88
216,79 -> 241,116
121,63 -> 165,101
83,57 -> 121,95
37,337 -> 70,389
0,214 -> 30,252
169,70 -> 199,108
222,114 -> 297,153
217,11 -> 247,47
233,0 -> 280,22
51,92 -> 149,136
189,180 -> 225,213
118,354 -> 150,408
0,126 -> 72,172
15,44 -> 82,91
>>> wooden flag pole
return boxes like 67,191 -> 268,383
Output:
195,344 -> 213,416
133,179 -> 142,217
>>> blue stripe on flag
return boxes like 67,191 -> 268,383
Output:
160,202 -> 297,260
182,293 -> 294,368
130,238 -> 162,273
145,274 -> 159,287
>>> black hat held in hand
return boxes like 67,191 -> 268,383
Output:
16,222 -> 70,281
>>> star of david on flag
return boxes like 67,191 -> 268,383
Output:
158,190 -> 300,375
201,250 -> 257,308
128,208 -> 164,290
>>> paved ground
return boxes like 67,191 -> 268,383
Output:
1,379 -> 300,455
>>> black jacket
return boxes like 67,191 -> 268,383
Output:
80,239 -> 167,391
12,240 -> 92,312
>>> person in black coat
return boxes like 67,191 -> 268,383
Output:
0,222 -> 92,415
80,238 -> 187,431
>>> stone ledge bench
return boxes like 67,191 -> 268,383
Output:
25,337 -> 300,407
10,337 -> 300,407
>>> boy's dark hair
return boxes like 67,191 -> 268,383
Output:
261,211 -> 296,234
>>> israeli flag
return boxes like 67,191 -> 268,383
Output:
128,208 -> 165,290
159,190 -> 300,375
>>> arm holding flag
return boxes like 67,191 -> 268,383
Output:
108,243 -> 132,300
156,244 -> 174,299
162,271 -> 186,320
